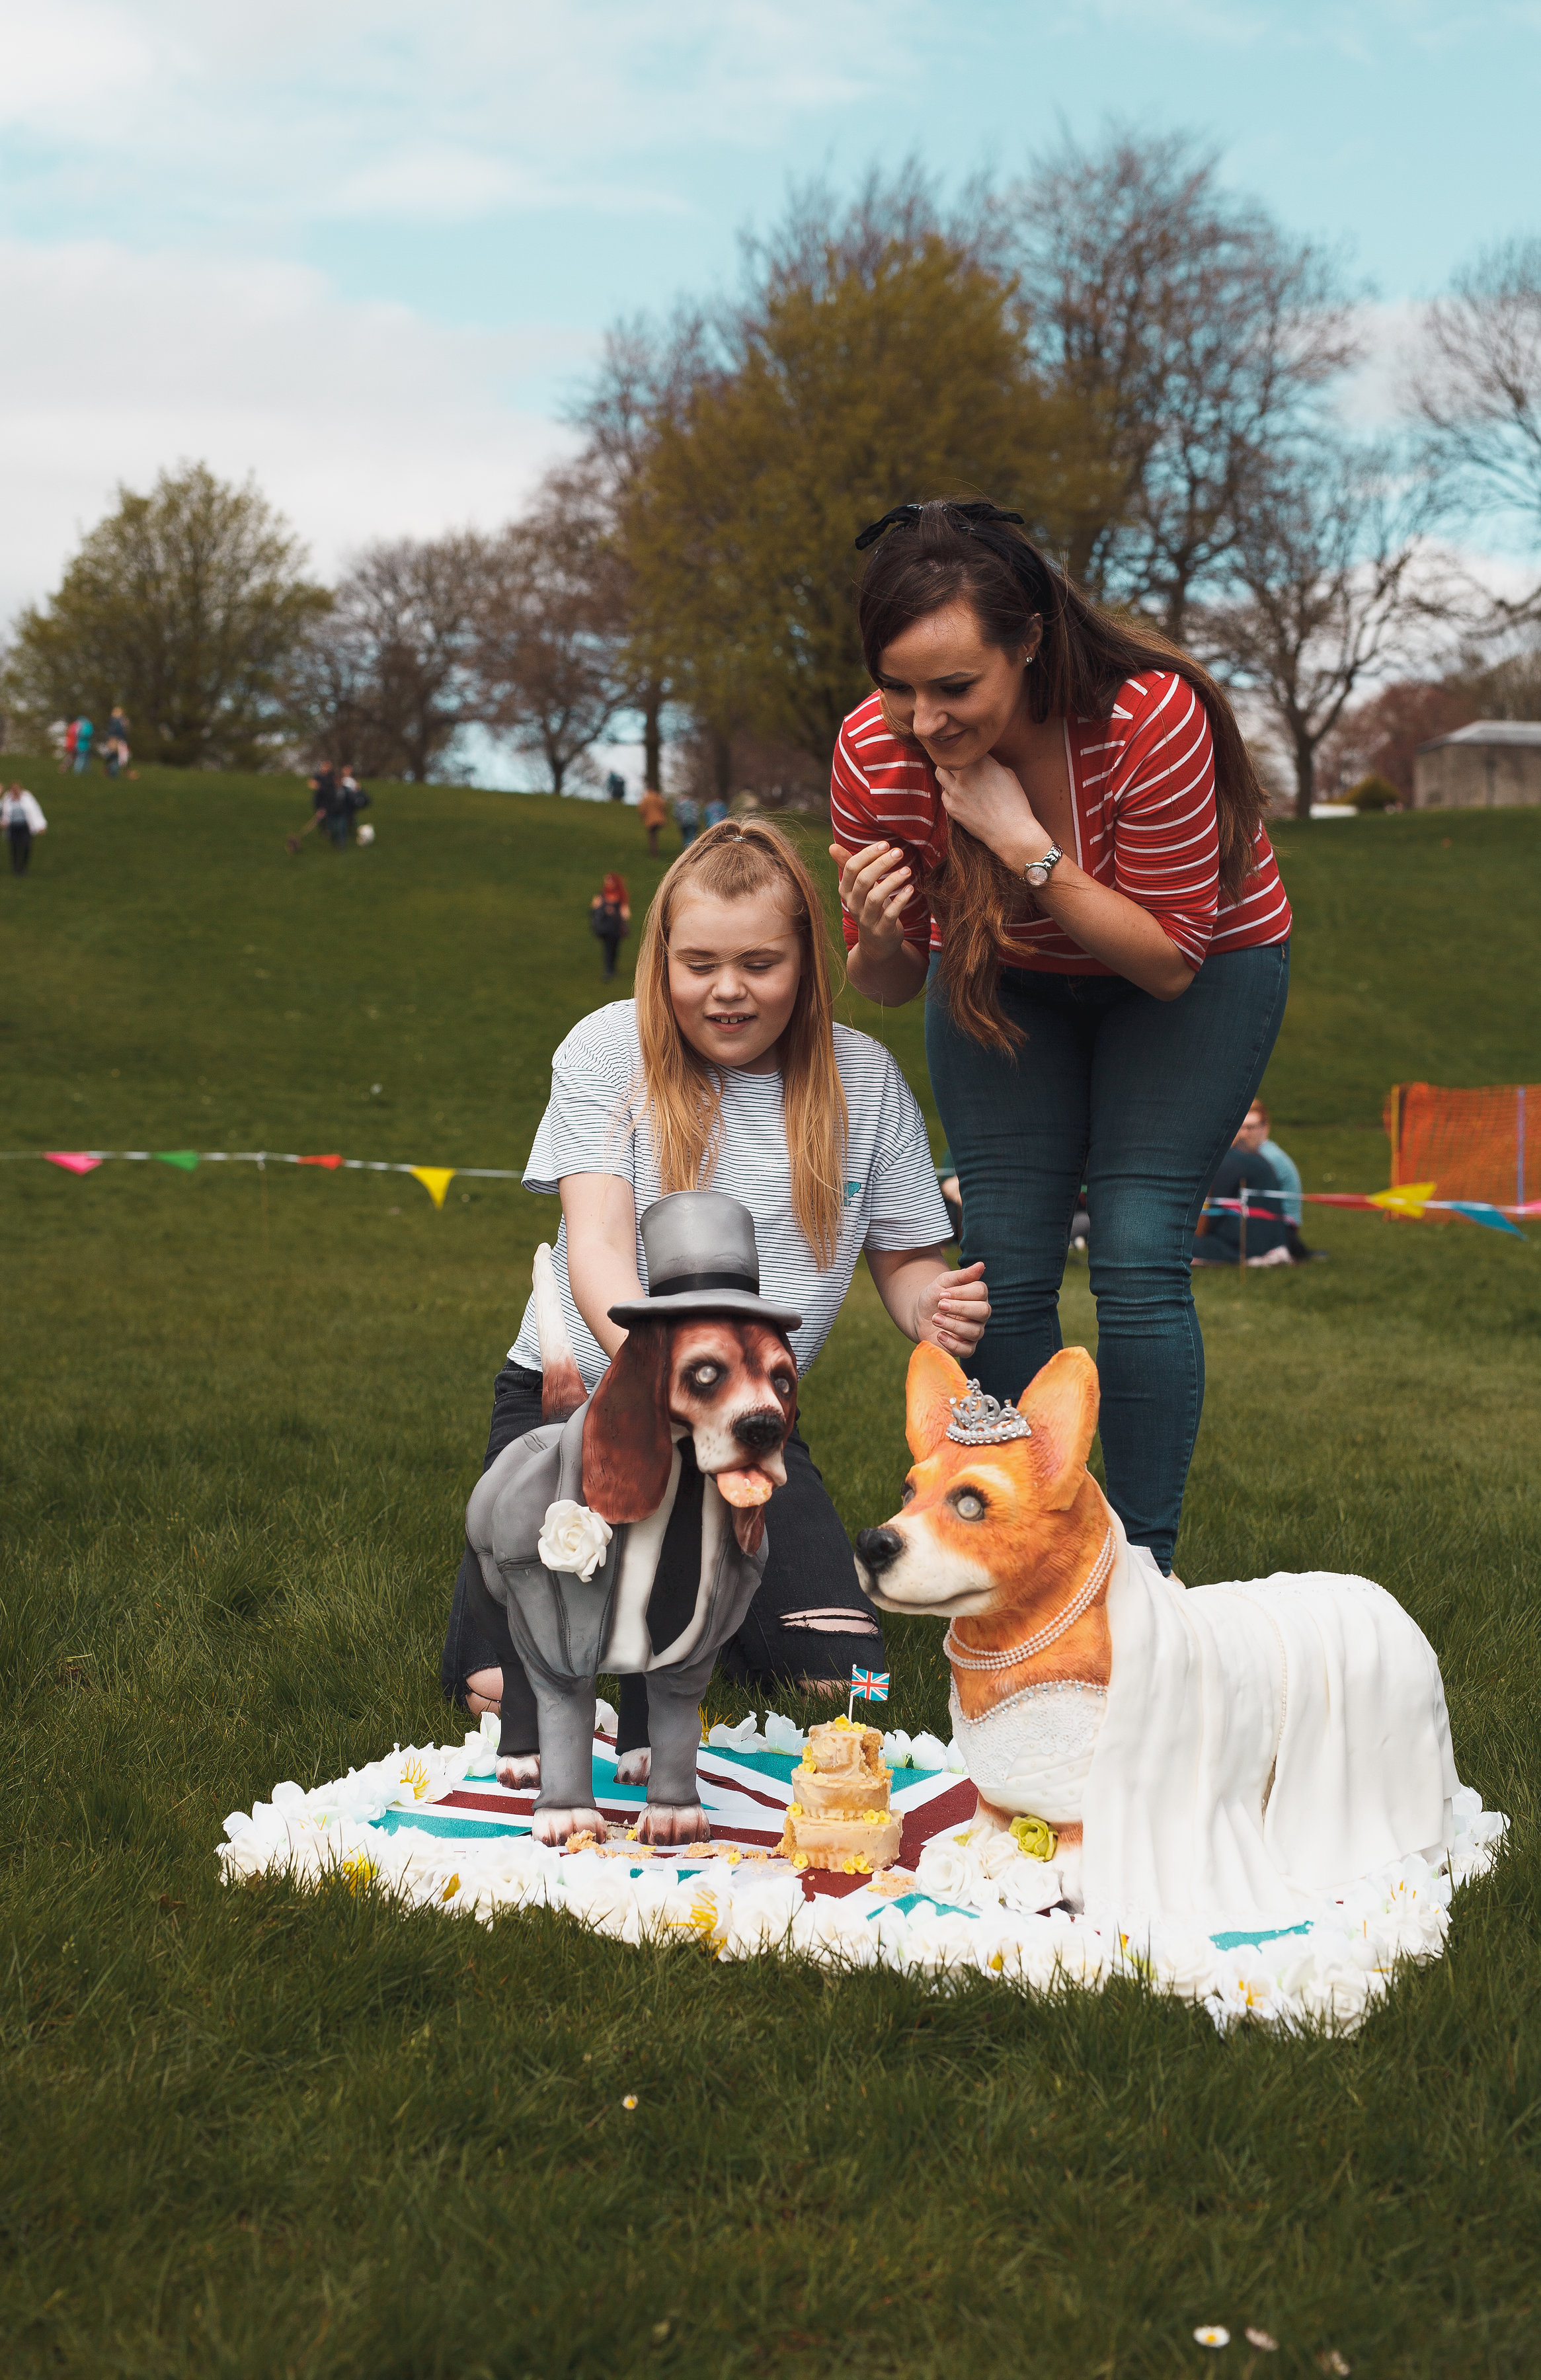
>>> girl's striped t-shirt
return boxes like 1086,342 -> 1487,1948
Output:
830,671 -> 1291,974
508,1002 -> 949,1388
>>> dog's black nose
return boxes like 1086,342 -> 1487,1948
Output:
732,1409 -> 786,1452
855,1527 -> 903,1574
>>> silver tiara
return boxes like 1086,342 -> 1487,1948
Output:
946,1380 -> 1032,1445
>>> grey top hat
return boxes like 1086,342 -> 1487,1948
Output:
607,1191 -> 802,1331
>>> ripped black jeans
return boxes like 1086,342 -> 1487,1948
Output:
440,1362 -> 884,1755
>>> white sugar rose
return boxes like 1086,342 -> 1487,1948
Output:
537,1499 -> 613,1581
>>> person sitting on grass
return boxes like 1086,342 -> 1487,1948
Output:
1192,1109 -> 1292,1267
440,816 -> 991,1764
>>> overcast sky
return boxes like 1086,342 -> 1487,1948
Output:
3,0 -> 1536,641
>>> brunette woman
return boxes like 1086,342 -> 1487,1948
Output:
442,818 -> 991,1749
830,500 -> 1291,1575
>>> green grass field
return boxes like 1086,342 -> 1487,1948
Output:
2,763 -> 1538,2379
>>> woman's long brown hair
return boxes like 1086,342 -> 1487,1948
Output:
631,819 -> 848,1265
856,502 -> 1270,1050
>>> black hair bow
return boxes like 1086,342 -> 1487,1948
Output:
853,499 -> 1025,553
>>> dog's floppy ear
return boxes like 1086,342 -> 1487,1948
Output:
1018,1347 -> 1099,1511
582,1324 -> 675,1523
906,1342 -> 968,1460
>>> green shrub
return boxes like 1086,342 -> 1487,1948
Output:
1348,772 -> 1403,811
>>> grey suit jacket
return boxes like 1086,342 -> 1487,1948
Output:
465,1397 -> 769,1701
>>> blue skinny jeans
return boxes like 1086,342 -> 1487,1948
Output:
926,943 -> 1290,1571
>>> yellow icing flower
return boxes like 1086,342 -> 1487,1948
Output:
786,1803 -> 803,1817
1010,1813 -> 1058,1862
791,1852 -> 809,1869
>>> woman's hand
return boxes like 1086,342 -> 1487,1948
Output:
830,840 -> 913,962
933,756 -> 1052,873
914,1259 -> 990,1358
867,1247 -> 991,1358
830,840 -> 930,1008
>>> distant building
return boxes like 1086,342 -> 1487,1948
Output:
1413,719 -> 1541,809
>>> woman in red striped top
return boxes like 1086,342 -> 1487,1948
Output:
830,501 -> 1291,1574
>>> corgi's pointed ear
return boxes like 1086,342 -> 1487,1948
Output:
1018,1347 -> 1099,1510
906,1342 -> 968,1460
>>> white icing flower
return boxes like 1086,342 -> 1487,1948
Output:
537,1499 -> 613,1581
974,1828 -> 1025,1881
909,1729 -> 949,1771
914,1837 -> 986,1905
880,1728 -> 914,1769
997,1858 -> 1066,1917
763,1711 -> 807,1755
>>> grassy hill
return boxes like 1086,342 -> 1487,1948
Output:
2,760 -> 1538,2377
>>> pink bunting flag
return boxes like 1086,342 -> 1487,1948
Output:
44,1152 -> 102,1175
297,1154 -> 344,1170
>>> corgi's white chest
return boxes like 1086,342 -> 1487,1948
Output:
948,1677 -> 1108,1821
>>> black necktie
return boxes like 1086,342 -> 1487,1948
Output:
645,1439 -> 705,1658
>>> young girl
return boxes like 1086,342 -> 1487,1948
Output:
832,499 -> 1292,1576
441,818 -> 990,1747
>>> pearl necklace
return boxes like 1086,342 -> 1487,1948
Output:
944,1527 -> 1115,1672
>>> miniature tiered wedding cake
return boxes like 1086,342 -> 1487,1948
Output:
778,1717 -> 903,1874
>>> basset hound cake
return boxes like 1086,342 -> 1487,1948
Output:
465,1193 -> 800,1848
855,1343 -> 1470,1924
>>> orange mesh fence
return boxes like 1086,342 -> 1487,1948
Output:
1385,1082 -> 1537,1207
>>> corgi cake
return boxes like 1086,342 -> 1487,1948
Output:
777,1718 -> 902,1873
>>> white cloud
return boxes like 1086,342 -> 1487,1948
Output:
0,0 -> 915,230
0,239 -> 583,619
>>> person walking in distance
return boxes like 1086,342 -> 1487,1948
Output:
3,783 -> 48,874
831,499 -> 1290,1578
590,872 -> 631,981
60,720 -> 79,775
104,707 -> 131,777
639,784 -> 668,857
73,717 -> 94,774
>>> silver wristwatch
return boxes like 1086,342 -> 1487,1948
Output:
1023,844 -> 1064,890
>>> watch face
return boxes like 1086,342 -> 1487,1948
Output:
1026,863 -> 1048,886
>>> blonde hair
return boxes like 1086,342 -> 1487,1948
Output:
633,819 -> 848,1266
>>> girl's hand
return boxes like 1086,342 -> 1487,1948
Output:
914,1260 -> 990,1359
830,840 -> 914,961
934,757 -> 1052,874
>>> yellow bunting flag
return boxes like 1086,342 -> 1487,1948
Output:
1369,1181 -> 1436,1220
409,1166 -> 457,1210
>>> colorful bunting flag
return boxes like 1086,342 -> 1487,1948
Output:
1443,1201 -> 1527,1238
409,1166 -> 457,1210
44,1152 -> 102,1175
154,1150 -> 200,1171
297,1153 -> 344,1170
1368,1182 -> 1437,1219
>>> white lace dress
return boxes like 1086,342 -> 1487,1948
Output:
948,1677 -> 1108,1821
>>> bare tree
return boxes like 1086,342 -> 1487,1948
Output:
1001,126 -> 1359,639
474,470 -> 629,795
565,310 -> 712,788
1205,444 -> 1430,818
297,532 -> 487,782
1410,235 -> 1541,614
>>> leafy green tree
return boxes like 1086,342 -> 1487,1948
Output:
623,224 -> 1091,766
4,463 -> 328,767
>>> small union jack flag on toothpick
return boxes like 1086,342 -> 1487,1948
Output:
848,1666 -> 890,1720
